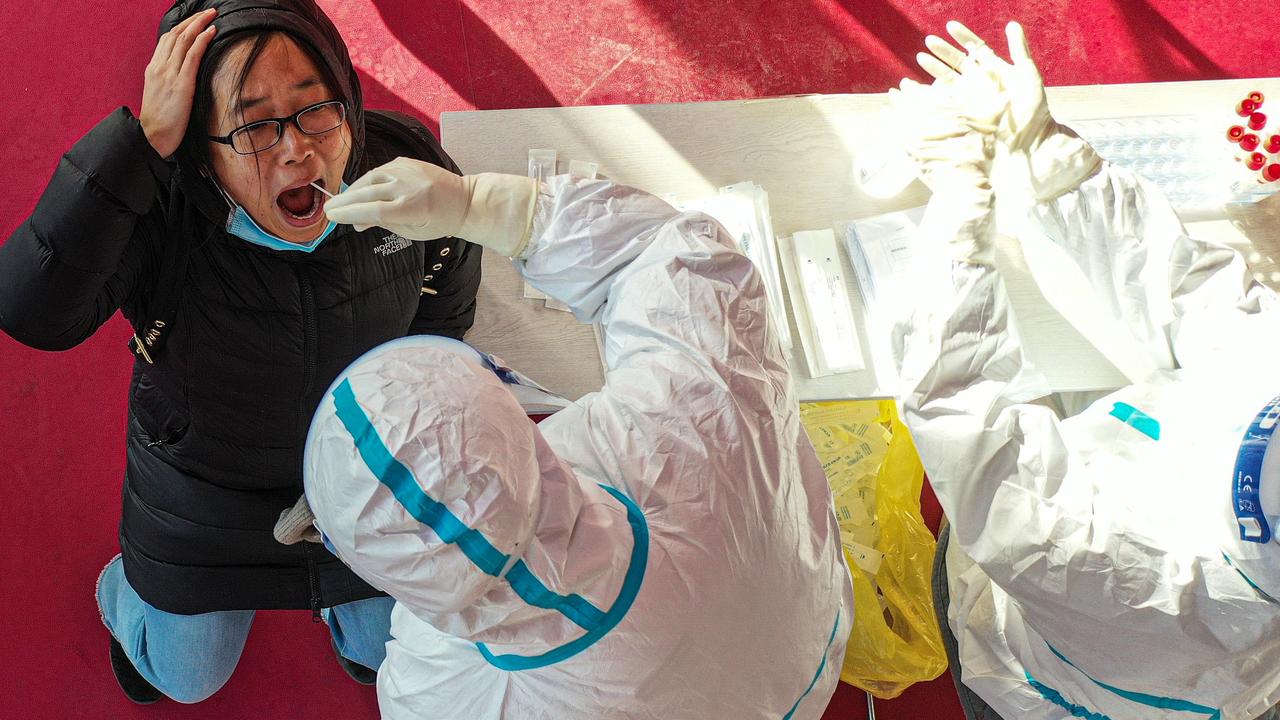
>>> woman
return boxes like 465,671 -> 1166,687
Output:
0,0 -> 482,705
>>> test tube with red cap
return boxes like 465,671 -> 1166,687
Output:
1226,91 -> 1280,184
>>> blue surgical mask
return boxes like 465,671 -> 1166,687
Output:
223,182 -> 349,253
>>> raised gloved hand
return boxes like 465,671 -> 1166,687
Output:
887,77 -> 997,264
273,493 -> 321,545
916,21 -> 1100,201
323,158 -> 539,257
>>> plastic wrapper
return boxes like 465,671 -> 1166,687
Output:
800,399 -> 947,699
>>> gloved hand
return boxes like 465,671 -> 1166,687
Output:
887,78 -> 997,265
916,21 -> 1101,201
323,157 -> 539,257
274,493 -> 321,545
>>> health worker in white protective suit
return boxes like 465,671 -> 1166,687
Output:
299,160 -> 854,718
890,20 -> 1280,720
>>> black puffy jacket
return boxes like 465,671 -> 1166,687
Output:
0,0 -> 482,614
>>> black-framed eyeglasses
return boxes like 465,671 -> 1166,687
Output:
209,100 -> 347,155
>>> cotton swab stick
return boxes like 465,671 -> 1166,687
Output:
310,181 -> 334,198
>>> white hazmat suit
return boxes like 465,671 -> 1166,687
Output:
306,172 -> 854,719
895,21 -> 1280,720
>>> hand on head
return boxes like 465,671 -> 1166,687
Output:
140,8 -> 218,158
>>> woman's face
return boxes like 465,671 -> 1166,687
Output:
208,34 -> 351,244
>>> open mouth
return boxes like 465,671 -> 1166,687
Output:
276,178 -> 326,228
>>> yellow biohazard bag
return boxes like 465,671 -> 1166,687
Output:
800,399 -> 947,699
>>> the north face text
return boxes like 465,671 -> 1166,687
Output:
373,233 -> 412,257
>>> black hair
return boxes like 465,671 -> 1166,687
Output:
181,29 -> 357,179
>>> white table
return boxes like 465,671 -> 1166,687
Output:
446,78 -> 1280,401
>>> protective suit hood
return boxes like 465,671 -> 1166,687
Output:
304,336 -> 634,649
158,0 -> 364,223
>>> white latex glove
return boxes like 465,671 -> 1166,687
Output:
324,157 -> 539,257
888,78 -> 997,265
917,21 -> 1101,201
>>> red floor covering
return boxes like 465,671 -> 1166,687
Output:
1,1 -> 1275,718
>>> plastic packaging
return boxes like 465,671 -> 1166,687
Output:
526,151 -> 601,313
678,182 -> 793,349
524,150 -> 558,302
856,109 -> 1280,214
800,399 -> 948,699
527,148 -> 557,181
779,229 -> 864,377
567,159 -> 599,178
1069,114 -> 1279,217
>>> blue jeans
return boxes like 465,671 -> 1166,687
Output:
96,555 -> 394,704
